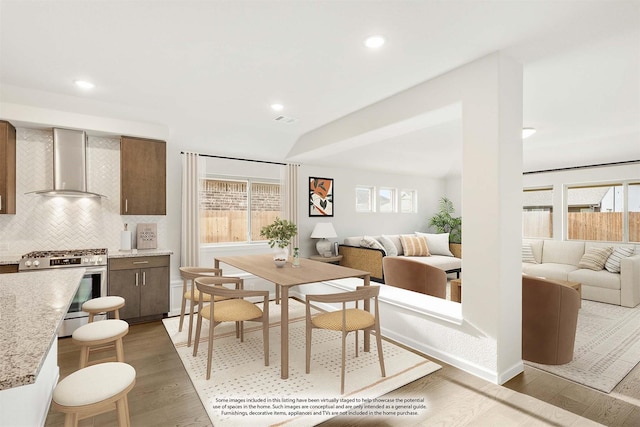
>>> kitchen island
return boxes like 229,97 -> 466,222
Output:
0,268 -> 84,426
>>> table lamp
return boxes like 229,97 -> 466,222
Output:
310,223 -> 337,256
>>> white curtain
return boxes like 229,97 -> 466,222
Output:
181,152 -> 201,266
281,163 -> 299,248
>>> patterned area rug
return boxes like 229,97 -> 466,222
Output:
526,300 -> 640,393
162,299 -> 440,426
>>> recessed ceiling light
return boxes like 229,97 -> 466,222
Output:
270,103 -> 284,111
74,80 -> 94,89
364,35 -> 385,49
522,128 -> 537,139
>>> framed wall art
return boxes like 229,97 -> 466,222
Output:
309,177 -> 334,217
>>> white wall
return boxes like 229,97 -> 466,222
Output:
297,164 -> 445,257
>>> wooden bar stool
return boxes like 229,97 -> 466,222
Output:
72,319 -> 129,369
82,296 -> 125,322
52,362 -> 136,427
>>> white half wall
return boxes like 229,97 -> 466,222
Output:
287,51 -> 524,384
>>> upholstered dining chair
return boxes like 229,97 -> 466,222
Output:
305,286 -> 385,394
179,267 -> 223,347
192,276 -> 270,380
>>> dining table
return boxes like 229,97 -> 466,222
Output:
213,253 -> 371,379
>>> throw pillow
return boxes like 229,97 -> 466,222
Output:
605,246 -> 635,273
578,246 -> 614,271
415,232 -> 454,256
384,234 -> 404,256
400,234 -> 430,256
360,236 -> 386,255
522,243 -> 537,264
378,235 -> 398,256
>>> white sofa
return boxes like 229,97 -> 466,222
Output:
522,239 -> 640,307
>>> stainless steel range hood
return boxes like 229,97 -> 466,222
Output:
28,128 -> 106,198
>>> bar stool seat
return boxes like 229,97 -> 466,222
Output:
83,296 -> 125,321
72,319 -> 129,368
52,362 -> 136,427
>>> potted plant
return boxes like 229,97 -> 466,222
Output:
428,197 -> 462,258
260,217 -> 298,267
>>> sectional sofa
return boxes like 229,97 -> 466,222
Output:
339,233 -> 461,283
523,239 -> 640,307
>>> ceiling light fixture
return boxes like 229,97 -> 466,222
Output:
522,128 -> 537,139
364,35 -> 385,49
74,80 -> 94,89
270,103 -> 284,111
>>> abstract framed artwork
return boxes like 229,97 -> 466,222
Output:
309,177 -> 334,217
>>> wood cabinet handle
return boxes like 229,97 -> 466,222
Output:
125,199 -> 128,213
0,195 -> 2,211
135,272 -> 139,287
142,271 -> 146,286
133,261 -> 149,265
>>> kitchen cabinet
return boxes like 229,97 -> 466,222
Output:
108,255 -> 169,321
120,136 -> 166,215
0,121 -> 16,215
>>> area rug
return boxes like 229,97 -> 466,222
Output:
162,299 -> 440,426
526,300 -> 640,393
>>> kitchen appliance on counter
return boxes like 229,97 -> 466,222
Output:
19,248 -> 108,337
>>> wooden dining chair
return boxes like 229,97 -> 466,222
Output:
305,285 -> 385,394
179,267 -> 223,347
192,276 -> 270,380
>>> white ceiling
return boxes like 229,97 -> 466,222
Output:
0,1 -> 638,177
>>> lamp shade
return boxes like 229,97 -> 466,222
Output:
311,223 -> 337,256
310,223 -> 337,239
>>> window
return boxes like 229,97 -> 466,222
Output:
522,188 -> 553,238
400,189 -> 417,213
200,178 -> 281,244
629,182 -> 640,243
356,186 -> 375,212
378,187 -> 396,213
567,184 -> 623,242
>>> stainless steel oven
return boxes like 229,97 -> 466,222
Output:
19,249 -> 108,337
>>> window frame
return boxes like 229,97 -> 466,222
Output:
355,185 -> 376,213
565,182 -> 624,242
522,186 -> 554,238
400,189 -> 417,213
378,187 -> 397,213
199,174 -> 282,246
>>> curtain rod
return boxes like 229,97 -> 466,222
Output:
523,159 -> 640,175
181,151 -> 289,166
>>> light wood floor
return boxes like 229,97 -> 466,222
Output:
45,318 -> 640,426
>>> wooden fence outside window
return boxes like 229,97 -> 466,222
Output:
524,211 -> 640,242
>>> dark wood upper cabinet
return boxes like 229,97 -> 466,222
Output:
0,121 -> 16,215
120,136 -> 166,215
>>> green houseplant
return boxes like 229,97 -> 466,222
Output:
260,217 -> 298,267
260,217 -> 298,248
428,197 -> 462,244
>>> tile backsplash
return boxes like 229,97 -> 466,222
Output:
0,128 -> 166,254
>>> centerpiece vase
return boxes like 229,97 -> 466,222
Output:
273,246 -> 289,268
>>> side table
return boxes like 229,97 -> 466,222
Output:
309,254 -> 343,265
450,278 -> 462,303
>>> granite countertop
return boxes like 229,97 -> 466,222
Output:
0,269 -> 84,390
108,248 -> 173,258
0,249 -> 173,265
